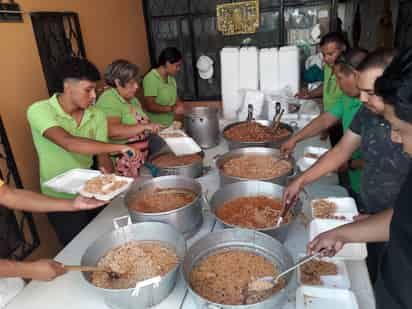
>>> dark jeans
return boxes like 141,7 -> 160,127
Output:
47,206 -> 104,246
367,242 -> 386,285
328,123 -> 343,147
375,272 -> 403,309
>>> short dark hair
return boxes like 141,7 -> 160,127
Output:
357,48 -> 398,73
157,47 -> 182,67
319,32 -> 348,50
57,57 -> 100,92
104,59 -> 139,87
375,48 -> 412,122
335,48 -> 368,75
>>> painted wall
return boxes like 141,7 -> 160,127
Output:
0,0 -> 150,257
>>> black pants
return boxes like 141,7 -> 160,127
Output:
47,207 -> 104,246
375,272 -> 403,309
328,123 -> 343,147
367,242 -> 386,285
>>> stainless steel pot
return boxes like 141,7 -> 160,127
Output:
80,222 -> 186,309
124,175 -> 203,239
182,228 -> 294,309
184,106 -> 220,148
208,181 -> 302,243
222,120 -> 295,150
215,147 -> 296,186
148,151 -> 205,178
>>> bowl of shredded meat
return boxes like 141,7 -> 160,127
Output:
209,181 -> 302,243
182,229 -> 294,308
80,222 -> 186,309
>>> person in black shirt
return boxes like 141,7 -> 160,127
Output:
308,48 -> 412,309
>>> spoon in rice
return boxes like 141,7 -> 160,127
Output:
64,265 -> 121,279
248,252 -> 321,292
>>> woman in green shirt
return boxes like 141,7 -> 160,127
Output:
142,47 -> 185,126
96,59 -> 160,177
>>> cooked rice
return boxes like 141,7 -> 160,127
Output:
224,122 -> 290,142
300,259 -> 338,286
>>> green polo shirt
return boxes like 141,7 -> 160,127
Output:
27,94 -> 108,199
143,68 -> 177,126
96,88 -> 147,144
323,64 -> 343,112
329,94 -> 362,193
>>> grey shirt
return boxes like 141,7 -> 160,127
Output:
349,106 -> 411,214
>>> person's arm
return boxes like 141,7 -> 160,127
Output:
43,127 -> 134,156
296,84 -> 323,99
0,184 -> 106,212
97,154 -> 114,174
0,259 -> 66,281
281,112 -> 339,155
283,130 -> 361,205
308,209 -> 393,256
106,117 -> 160,140
142,97 -> 174,113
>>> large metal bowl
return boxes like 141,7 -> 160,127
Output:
182,228 -> 294,309
209,181 -> 302,243
215,147 -> 296,186
222,120 -> 294,150
80,222 -> 186,309
124,175 -> 203,239
148,151 -> 205,178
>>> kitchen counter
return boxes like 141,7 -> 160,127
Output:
6,122 -> 374,309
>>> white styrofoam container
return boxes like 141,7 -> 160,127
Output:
239,47 -> 259,90
297,147 -> 329,172
296,286 -> 359,309
296,254 -> 351,289
311,197 -> 359,221
303,146 -> 329,159
164,136 -> 202,156
43,168 -> 102,195
309,219 -> 368,260
79,175 -> 134,201
221,47 -> 241,119
278,45 -> 300,94
259,48 -> 279,92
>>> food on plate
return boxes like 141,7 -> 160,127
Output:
312,199 -> 346,219
130,188 -> 197,213
222,155 -> 292,179
216,196 -> 292,229
190,250 -> 285,305
151,152 -> 202,167
83,174 -> 128,195
300,259 -> 338,285
304,153 -> 321,159
91,240 -> 179,289
224,122 -> 291,142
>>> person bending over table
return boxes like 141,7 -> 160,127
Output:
283,49 -> 411,283
142,47 -> 185,127
308,48 -> 412,309
0,179 -> 105,281
96,59 -> 160,177
27,57 -> 141,245
282,48 -> 367,209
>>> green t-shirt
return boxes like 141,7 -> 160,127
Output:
27,94 -> 108,199
328,94 -> 362,193
143,68 -> 177,126
323,64 -> 343,112
96,88 -> 147,144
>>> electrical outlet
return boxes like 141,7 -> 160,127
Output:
0,2 -> 23,22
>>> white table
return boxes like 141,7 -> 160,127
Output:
7,123 -> 375,309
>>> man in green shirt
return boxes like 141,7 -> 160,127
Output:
27,57 -> 139,245
142,47 -> 185,126
282,49 -> 366,204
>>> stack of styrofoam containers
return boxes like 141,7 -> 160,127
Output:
259,48 -> 280,93
237,47 -> 260,120
220,47 -> 241,119
278,45 -> 300,94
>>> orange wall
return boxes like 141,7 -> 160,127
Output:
1,0 -> 150,191
0,0 -> 150,257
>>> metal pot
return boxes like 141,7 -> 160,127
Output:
148,151 -> 205,178
184,106 -> 220,148
182,228 -> 294,309
124,176 -> 203,239
80,222 -> 186,309
208,181 -> 302,243
215,147 -> 296,186
222,120 -> 295,150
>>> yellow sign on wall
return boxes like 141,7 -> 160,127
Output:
217,0 -> 259,36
